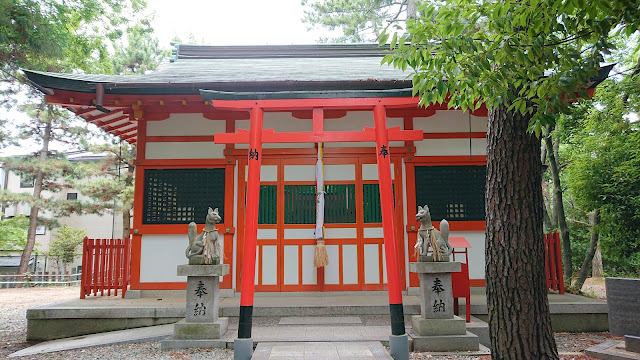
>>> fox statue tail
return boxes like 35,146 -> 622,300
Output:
440,219 -> 453,256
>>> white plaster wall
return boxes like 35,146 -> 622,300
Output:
235,113 -> 315,149
324,245 -> 340,284
140,234 -> 189,282
302,245 -> 317,284
147,113 -> 226,136
415,138 -> 486,156
414,110 -> 487,133
146,142 -> 225,159
363,227 -> 384,238
284,165 -> 316,181
145,114 -> 227,159
284,228 -> 315,239
342,244 -> 358,284
284,245 -> 298,284
364,244 -> 380,284
261,245 -> 278,285
324,228 -> 357,239
413,110 -> 488,156
324,165 -> 355,181
362,164 -> 395,180
257,229 -> 278,239
449,231 -> 485,280
245,165 -> 278,181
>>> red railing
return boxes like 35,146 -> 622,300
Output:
80,237 -> 131,298
544,232 -> 565,294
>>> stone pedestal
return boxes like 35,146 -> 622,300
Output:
409,261 -> 479,352
161,264 -> 230,350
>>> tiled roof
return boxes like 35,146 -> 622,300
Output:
23,44 -> 410,95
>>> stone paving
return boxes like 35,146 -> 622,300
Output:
252,341 -> 393,360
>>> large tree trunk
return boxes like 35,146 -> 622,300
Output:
592,245 -> 604,277
486,104 -> 558,359
544,131 -> 572,283
17,119 -> 51,276
575,209 -> 600,291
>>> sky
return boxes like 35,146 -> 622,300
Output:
0,1 -> 336,157
149,0 -> 335,47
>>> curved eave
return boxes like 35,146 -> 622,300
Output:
23,69 -> 412,96
200,88 -> 415,101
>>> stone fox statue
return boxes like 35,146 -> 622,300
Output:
415,205 -> 452,262
185,207 -> 222,264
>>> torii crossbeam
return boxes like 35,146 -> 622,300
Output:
203,93 -> 422,360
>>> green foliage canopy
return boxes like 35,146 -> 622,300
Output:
562,77 -> 640,274
381,0 -> 640,133
47,225 -> 87,265
0,214 -> 29,253
0,0 -> 149,75
302,0 -> 418,42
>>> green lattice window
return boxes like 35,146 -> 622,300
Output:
144,168 -> 225,224
257,185 -> 277,224
324,184 -> 356,224
284,184 -> 356,224
414,165 -> 486,221
363,184 -> 395,223
285,185 -> 316,224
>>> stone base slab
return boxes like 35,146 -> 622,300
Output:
585,340 -> 640,360
177,264 -> 229,277
172,318 -> 228,340
409,330 -> 480,352
160,336 -> 228,350
409,261 -> 461,274
411,315 -> 466,336
626,335 -> 640,353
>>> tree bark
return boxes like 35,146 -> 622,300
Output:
121,163 -> 134,239
406,0 -> 416,20
575,209 -> 599,291
17,118 -> 51,276
485,104 -> 558,359
544,131 -> 572,283
592,244 -> 604,277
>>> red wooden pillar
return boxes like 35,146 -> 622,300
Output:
238,106 -> 263,339
373,104 -> 406,337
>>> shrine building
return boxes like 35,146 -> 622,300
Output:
24,43 -> 489,296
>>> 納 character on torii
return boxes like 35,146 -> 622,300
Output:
201,91 -> 422,360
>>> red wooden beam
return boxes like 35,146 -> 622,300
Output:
121,133 -> 137,141
104,122 -> 135,134
146,135 -> 212,143
423,132 -> 486,139
73,108 -> 98,117
292,110 -> 347,119
214,126 -> 422,144
211,97 -> 420,111
86,110 -> 124,123
97,115 -> 130,128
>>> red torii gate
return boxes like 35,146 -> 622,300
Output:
203,93 -> 422,359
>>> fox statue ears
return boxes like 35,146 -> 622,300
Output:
418,205 -> 423,211
417,205 -> 430,211
208,207 -> 219,214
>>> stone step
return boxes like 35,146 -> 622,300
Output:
252,341 -> 394,360
278,316 -> 362,325
409,330 -> 481,352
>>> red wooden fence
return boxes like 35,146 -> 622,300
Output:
80,237 -> 131,298
544,232 -> 565,294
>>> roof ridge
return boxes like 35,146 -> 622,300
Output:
171,43 -> 387,61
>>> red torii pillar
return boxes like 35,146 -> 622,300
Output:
209,97 -> 421,360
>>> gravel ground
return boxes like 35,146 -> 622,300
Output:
0,281 -> 618,359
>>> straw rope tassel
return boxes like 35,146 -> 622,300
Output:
314,142 -> 329,267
